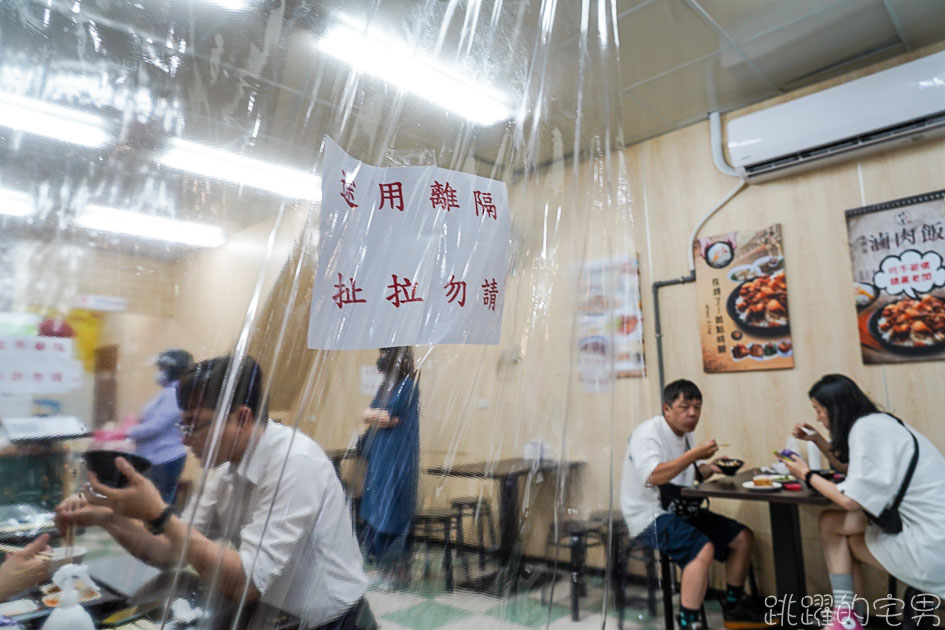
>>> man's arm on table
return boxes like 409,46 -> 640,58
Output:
97,512 -> 259,602
645,441 -> 718,486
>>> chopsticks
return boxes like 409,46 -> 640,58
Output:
65,523 -> 75,565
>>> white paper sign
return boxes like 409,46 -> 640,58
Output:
308,137 -> 510,350
0,336 -> 81,394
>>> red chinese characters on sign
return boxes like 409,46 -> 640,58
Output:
332,273 -> 367,310
474,191 -> 497,220
482,278 -> 499,311
386,275 -> 424,308
379,182 -> 405,211
340,170 -> 358,209
444,275 -> 466,307
430,181 -> 459,212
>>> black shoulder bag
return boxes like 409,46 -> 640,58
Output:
863,417 -> 918,535
658,437 -> 709,519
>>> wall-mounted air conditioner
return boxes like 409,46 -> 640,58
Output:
726,49 -> 945,183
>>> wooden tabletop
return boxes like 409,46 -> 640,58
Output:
426,458 -> 585,479
682,469 -> 831,506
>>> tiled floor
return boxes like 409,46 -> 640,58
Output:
75,530 -> 726,629
366,551 -> 725,630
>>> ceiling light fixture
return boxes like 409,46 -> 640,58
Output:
77,205 -> 227,248
0,188 -> 35,217
315,14 -> 512,126
208,0 -> 249,10
0,92 -> 111,148
158,139 -> 322,201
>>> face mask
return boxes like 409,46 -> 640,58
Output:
156,371 -> 170,386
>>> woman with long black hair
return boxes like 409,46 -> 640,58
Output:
784,374 -> 945,630
359,347 -> 420,589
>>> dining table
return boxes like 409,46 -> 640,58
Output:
425,457 -> 585,595
682,468 -> 831,628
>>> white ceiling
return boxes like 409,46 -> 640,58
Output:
0,0 -> 943,254
614,0 -> 945,145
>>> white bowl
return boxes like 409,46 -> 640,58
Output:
48,545 -> 87,572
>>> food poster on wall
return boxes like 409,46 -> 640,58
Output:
845,189 -> 945,364
576,255 -> 645,391
695,224 -> 793,373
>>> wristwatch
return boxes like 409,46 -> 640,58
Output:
148,505 -> 175,535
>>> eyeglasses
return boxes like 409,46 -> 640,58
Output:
175,418 -> 215,435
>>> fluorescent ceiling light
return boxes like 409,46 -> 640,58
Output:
158,139 -> 322,201
77,205 -> 226,248
315,15 -> 512,126
209,0 -> 249,9
0,188 -> 34,217
0,92 -> 110,148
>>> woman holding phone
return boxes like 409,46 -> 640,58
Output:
784,374 -> 945,629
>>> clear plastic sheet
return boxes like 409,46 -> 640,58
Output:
0,1 -> 651,625
4,1 -> 945,630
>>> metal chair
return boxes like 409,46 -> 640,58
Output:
449,495 -> 498,577
589,510 -> 659,628
412,508 -> 456,592
542,519 -> 605,621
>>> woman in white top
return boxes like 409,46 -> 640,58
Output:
785,374 -> 945,630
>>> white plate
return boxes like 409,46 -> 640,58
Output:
0,598 -> 39,616
743,480 -> 782,492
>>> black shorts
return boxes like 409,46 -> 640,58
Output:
635,510 -> 746,568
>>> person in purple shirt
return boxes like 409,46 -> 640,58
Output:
127,349 -> 192,504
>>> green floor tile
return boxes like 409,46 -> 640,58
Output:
383,602 -> 472,630
484,597 -> 570,628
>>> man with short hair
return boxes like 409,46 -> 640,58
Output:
58,355 -> 375,630
620,379 -> 768,630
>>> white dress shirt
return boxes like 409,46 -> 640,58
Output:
182,420 -> 367,627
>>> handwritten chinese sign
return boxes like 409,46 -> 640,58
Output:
308,137 -> 510,350
846,189 -> 945,364
695,224 -> 794,373
0,336 -> 81,394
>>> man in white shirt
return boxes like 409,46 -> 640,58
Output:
57,355 -> 374,630
620,379 -> 767,630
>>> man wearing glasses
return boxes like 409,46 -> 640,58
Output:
57,355 -> 375,630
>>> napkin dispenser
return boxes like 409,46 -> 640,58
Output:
523,439 -> 549,462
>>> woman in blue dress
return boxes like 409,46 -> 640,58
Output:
360,347 -> 420,587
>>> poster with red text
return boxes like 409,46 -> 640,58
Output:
695,224 -> 794,373
308,137 -> 510,350
845,189 -> 945,364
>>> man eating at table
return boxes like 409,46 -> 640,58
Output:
620,379 -> 769,630
56,355 -> 375,630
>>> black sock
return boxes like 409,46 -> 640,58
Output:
679,606 -> 701,627
725,584 -> 744,605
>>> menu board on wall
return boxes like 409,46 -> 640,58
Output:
575,255 -> 645,392
695,224 -> 794,373
845,189 -> 945,364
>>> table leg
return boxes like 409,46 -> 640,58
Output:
498,474 -> 518,563
768,502 -> 807,625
